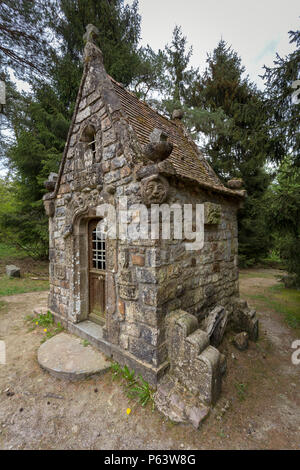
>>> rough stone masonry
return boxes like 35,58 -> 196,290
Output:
43,24 -> 259,427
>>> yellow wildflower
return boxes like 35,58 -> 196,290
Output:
126,408 -> 131,415
44,329 -> 47,333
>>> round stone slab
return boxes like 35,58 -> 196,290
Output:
38,332 -> 111,381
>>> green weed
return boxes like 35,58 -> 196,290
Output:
26,311 -> 64,343
110,362 -> 155,410
235,382 -> 248,401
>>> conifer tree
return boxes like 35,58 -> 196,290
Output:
262,29 -> 300,165
266,157 -> 300,285
2,0 -> 144,257
186,40 -> 276,264
0,0 -> 49,77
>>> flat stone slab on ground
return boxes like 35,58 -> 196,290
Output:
38,332 -> 111,381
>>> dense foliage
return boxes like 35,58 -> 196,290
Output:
262,29 -> 300,166
0,0 -> 144,258
0,1 -> 299,279
266,158 -> 300,283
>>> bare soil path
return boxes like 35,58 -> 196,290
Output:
0,269 -> 299,450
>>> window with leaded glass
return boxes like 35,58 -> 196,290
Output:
92,226 -> 106,271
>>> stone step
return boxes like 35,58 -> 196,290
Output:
38,332 -> 111,381
68,320 -> 112,357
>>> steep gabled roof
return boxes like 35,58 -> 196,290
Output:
50,40 -> 245,200
110,77 -> 243,198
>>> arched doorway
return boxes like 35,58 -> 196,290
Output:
88,219 -> 106,325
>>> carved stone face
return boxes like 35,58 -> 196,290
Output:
141,175 -> 169,205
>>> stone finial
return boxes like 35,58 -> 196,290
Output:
83,24 -> 99,44
227,178 -> 244,190
143,128 -> 173,162
172,109 -> 184,120
44,172 -> 58,192
83,25 -> 103,64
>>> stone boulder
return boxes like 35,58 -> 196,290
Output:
233,332 -> 249,351
230,298 -> 259,341
6,265 -> 20,278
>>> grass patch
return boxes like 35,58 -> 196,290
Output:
267,283 -> 300,329
235,382 -> 248,401
247,282 -> 300,329
247,293 -> 268,301
0,274 -> 49,296
239,271 -> 275,279
25,311 -> 64,343
111,362 -> 155,410
0,242 -> 27,259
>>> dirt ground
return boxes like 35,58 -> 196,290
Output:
0,269 -> 299,450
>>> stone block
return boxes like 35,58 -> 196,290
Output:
119,284 -> 138,301
154,375 -> 210,429
233,332 -> 249,351
129,337 -> 155,364
141,285 -> 158,306
125,301 -> 158,327
139,324 -> 159,346
136,267 -> 157,284
106,273 -> 116,315
230,297 -> 259,341
204,202 -> 221,225
54,264 -> 65,280
131,254 -> 145,266
6,265 -> 20,278
118,300 -> 125,318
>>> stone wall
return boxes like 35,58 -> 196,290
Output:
154,309 -> 225,428
154,182 -> 239,321
46,51 -> 167,372
45,38 -> 241,377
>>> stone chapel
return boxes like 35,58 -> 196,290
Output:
43,25 -> 258,425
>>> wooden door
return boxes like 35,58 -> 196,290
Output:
88,219 -> 106,325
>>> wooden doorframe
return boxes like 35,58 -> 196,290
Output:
88,218 -> 106,326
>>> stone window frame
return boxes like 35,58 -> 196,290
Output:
79,122 -> 97,162
91,222 -> 106,271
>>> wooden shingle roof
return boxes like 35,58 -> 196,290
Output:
110,78 -> 243,198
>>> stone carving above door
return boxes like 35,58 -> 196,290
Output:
63,189 -> 103,229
